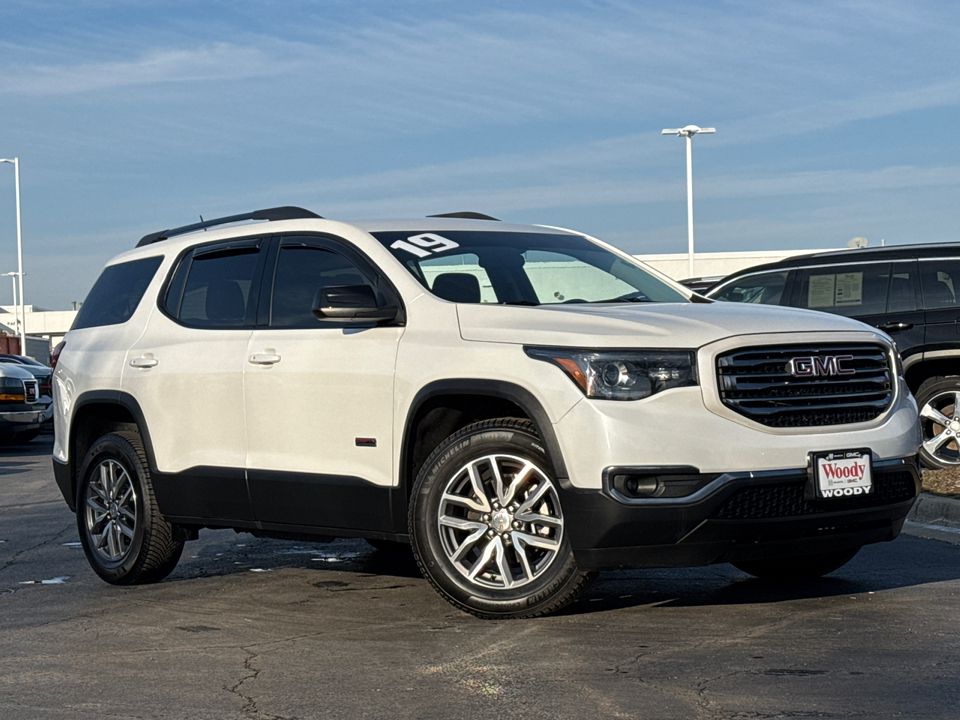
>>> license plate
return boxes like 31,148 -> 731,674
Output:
811,449 -> 873,499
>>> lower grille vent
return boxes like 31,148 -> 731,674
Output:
711,472 -> 916,520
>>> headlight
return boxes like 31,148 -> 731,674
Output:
525,347 -> 698,400
0,378 -> 26,403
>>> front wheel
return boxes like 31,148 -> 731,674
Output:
732,547 -> 861,581
916,376 -> 960,469
410,418 -> 594,619
76,431 -> 184,584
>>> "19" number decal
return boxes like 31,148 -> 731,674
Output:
390,233 -> 460,258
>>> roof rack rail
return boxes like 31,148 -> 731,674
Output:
427,212 -> 500,221
136,206 -> 323,247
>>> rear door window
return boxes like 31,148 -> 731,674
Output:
72,256 -> 163,330
163,241 -> 265,328
795,263 -> 890,318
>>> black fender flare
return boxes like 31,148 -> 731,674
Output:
57,391 -> 158,510
399,379 -> 569,483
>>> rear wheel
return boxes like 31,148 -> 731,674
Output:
916,376 -> 960,469
733,547 -> 861,581
76,431 -> 184,584
410,418 -> 594,619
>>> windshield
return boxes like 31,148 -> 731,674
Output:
372,230 -> 688,305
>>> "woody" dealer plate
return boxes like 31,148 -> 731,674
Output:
810,449 -> 873,499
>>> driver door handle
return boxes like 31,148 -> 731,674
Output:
249,353 -> 281,365
129,355 -> 158,369
877,322 -> 912,333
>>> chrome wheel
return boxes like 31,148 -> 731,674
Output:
83,458 -> 138,563
437,453 -> 563,590
920,389 -> 960,467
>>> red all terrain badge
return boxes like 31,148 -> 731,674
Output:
811,449 -> 873,499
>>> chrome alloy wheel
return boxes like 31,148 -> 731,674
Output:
920,390 -> 960,466
83,459 -> 138,563
437,453 -> 563,589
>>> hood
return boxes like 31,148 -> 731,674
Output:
0,361 -> 36,380
456,302 -> 883,348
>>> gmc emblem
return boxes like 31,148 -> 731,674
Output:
786,355 -> 856,377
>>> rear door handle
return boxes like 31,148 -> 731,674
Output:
249,353 -> 281,365
876,322 -> 912,333
129,356 -> 158,369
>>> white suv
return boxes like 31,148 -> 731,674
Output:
52,207 -> 921,618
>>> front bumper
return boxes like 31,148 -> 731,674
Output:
561,455 -> 920,570
0,408 -> 44,438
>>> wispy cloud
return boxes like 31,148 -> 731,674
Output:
0,43 -> 283,96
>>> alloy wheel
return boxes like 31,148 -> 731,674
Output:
920,390 -> 960,467
83,459 -> 138,563
437,453 -> 563,590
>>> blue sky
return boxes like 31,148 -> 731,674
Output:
1,0 -> 958,309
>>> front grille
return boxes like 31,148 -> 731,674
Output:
23,379 -> 38,404
711,471 -> 916,520
717,343 -> 892,427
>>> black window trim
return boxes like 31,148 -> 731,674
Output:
158,232 -> 407,331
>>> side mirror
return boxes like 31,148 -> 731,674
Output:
312,285 -> 398,324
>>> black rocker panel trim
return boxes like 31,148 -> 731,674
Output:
151,466 -> 253,522
247,469 -> 396,532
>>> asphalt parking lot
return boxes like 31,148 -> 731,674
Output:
2,435 -> 959,720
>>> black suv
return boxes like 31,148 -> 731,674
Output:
707,243 -> 960,470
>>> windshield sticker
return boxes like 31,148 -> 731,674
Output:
390,233 -> 461,258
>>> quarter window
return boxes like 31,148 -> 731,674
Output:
72,256 -> 163,330
711,271 -> 788,305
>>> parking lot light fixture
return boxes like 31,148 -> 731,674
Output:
661,126 -> 715,277
0,158 -> 25,353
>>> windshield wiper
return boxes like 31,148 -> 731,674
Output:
500,300 -> 540,306
597,292 -> 652,303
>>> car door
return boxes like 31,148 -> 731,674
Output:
243,235 -> 404,532
790,260 -> 925,357
872,260 -> 925,363
123,238 -> 267,523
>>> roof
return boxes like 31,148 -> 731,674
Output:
718,241 -> 960,282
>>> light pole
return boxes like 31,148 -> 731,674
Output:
661,125 -> 715,278
0,158 -> 25,354
1,271 -> 19,339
